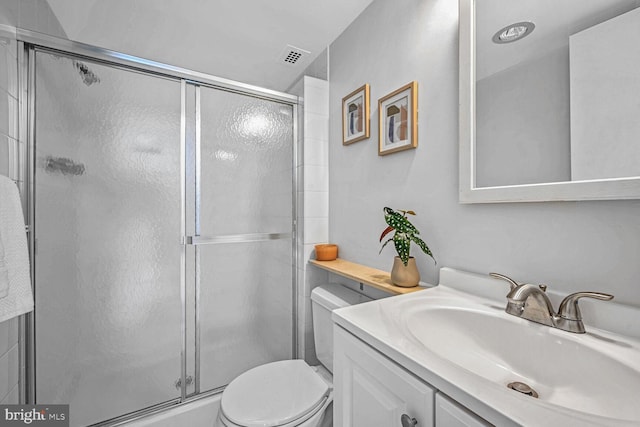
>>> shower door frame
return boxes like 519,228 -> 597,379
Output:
16,28 -> 299,425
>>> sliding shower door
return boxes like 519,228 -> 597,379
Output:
29,42 -> 296,426
33,51 -> 184,426
192,86 -> 294,392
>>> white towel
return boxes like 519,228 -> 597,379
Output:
0,175 -> 34,322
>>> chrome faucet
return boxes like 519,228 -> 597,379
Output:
489,272 -> 613,333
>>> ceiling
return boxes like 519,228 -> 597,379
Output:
46,0 -> 375,91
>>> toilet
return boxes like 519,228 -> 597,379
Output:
215,283 -> 371,427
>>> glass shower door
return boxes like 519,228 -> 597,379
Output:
193,86 -> 294,392
33,50 -> 183,426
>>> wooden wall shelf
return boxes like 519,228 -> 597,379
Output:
309,258 -> 425,295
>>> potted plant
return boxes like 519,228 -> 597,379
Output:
379,207 -> 435,287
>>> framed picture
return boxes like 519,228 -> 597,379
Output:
378,81 -> 418,155
342,84 -> 370,145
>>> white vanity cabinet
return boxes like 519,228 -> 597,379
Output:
334,326 -> 491,427
333,326 -> 434,427
435,393 -> 492,427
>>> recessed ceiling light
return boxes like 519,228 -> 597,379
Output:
492,22 -> 535,44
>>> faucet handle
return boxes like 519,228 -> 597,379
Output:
558,292 -> 614,321
489,272 -> 520,290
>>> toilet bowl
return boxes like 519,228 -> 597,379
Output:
214,284 -> 371,427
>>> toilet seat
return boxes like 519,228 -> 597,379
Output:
220,360 -> 330,427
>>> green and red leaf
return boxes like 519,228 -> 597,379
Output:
379,225 -> 394,242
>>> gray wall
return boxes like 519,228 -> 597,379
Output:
328,0 -> 640,307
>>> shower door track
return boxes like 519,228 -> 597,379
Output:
16,28 -> 299,426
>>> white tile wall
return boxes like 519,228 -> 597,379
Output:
0,21 -> 20,405
303,165 -> 329,193
0,92 -> 18,137
304,113 -> 330,145
304,83 -> 330,115
0,37 -> 18,99
0,134 -> 11,178
0,32 -> 18,181
0,318 -> 19,403
290,76 -> 330,364
304,191 -> 329,218
0,1 -> 68,403
2,384 -> 18,404
303,137 -> 329,167
303,218 -> 328,244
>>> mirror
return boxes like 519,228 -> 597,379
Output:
459,0 -> 640,203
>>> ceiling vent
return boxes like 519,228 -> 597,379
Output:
279,45 -> 311,66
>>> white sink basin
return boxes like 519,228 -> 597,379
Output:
334,267 -> 640,426
402,301 -> 640,422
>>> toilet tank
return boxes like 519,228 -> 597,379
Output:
310,284 -> 371,373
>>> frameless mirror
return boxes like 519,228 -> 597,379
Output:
459,0 -> 640,203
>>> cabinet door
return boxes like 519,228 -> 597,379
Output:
334,326 -> 434,427
435,393 -> 492,427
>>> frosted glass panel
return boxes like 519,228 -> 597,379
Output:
200,89 -> 293,236
199,240 -> 293,390
33,51 -> 182,426
198,87 -> 294,391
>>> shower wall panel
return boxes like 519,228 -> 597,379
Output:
33,51 -> 183,426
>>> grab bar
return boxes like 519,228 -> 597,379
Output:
186,232 -> 291,245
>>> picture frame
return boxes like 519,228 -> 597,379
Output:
378,81 -> 418,156
342,84 -> 370,145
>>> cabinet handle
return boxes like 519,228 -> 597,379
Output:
401,414 -> 418,427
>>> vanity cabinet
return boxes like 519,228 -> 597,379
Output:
435,393 -> 492,427
334,326 -> 491,427
333,326 -> 434,426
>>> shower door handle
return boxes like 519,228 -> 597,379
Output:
186,232 -> 291,245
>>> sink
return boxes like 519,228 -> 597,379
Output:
333,267 -> 640,425
399,295 -> 640,423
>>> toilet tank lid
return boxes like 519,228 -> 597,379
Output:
310,283 -> 371,310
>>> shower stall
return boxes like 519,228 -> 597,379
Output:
19,31 -> 298,426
